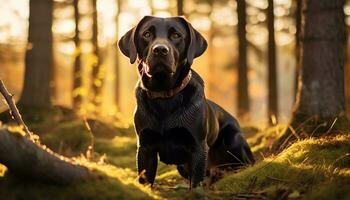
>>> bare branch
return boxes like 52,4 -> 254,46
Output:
0,80 -> 31,137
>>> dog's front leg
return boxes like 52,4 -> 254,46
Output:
189,142 -> 208,189
137,146 -> 158,185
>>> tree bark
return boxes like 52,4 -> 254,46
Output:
115,0 -> 121,109
346,26 -> 350,117
0,128 -> 90,184
267,0 -> 278,124
237,0 -> 250,119
273,0 -> 347,151
206,0 -> 214,98
347,47 -> 350,117
73,0 -> 83,109
294,0 -> 302,101
177,0 -> 184,16
91,0 -> 103,108
19,0 -> 53,108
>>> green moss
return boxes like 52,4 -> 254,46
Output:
1,113 -> 349,199
85,118 -> 135,138
41,121 -> 93,156
273,115 -> 350,152
247,124 -> 287,157
304,183 -> 350,200
0,124 -> 159,200
94,137 -> 137,169
215,134 -> 350,200
0,162 -> 159,200
332,116 -> 350,133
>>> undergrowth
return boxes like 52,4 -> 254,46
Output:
215,134 -> 350,200
0,110 -> 349,200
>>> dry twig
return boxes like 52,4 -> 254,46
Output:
0,80 -> 32,136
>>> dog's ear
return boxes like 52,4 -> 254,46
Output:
118,16 -> 152,64
177,17 -> 207,65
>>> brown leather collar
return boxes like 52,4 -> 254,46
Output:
141,70 -> 192,99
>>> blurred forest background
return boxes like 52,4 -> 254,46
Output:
2,0 -> 350,126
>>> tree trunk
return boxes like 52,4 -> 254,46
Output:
206,0 -> 214,98
294,0 -> 302,101
115,0 -> 121,109
347,47 -> 350,117
273,0 -> 347,151
236,0 -> 250,119
267,0 -> 278,124
346,26 -> 350,117
91,0 -> 103,108
19,0 -> 53,108
73,0 -> 83,110
148,0 -> 155,15
0,128 -> 90,184
177,0 -> 184,16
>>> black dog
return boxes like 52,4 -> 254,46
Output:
118,16 -> 254,188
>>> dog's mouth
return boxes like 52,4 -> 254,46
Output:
141,63 -> 153,78
139,61 -> 175,79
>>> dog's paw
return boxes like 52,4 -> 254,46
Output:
138,169 -> 148,184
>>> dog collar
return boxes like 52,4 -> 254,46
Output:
141,70 -> 192,99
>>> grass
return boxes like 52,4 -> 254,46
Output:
246,124 -> 287,158
215,134 -> 350,200
0,110 -> 349,199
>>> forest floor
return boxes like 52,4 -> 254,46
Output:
0,107 -> 349,200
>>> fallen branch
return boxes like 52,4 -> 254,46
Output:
0,128 -> 91,184
0,80 -> 31,137
0,80 -> 91,184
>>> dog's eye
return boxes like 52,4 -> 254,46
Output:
171,32 -> 181,39
143,31 -> 152,39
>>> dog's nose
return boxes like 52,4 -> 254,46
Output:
152,44 -> 169,56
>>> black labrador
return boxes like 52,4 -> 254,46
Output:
118,16 -> 254,188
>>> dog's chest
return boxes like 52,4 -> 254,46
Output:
135,94 -> 204,134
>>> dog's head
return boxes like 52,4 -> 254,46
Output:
118,16 -> 207,91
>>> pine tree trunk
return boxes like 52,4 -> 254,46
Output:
115,0 -> 122,109
346,59 -> 350,116
346,26 -> 350,117
267,0 -> 278,124
346,48 -> 350,116
207,0 -> 214,98
177,0 -> 184,16
273,0 -> 347,151
237,0 -> 250,119
294,0 -> 302,101
19,0 -> 53,108
73,0 -> 83,109
91,0 -> 103,108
